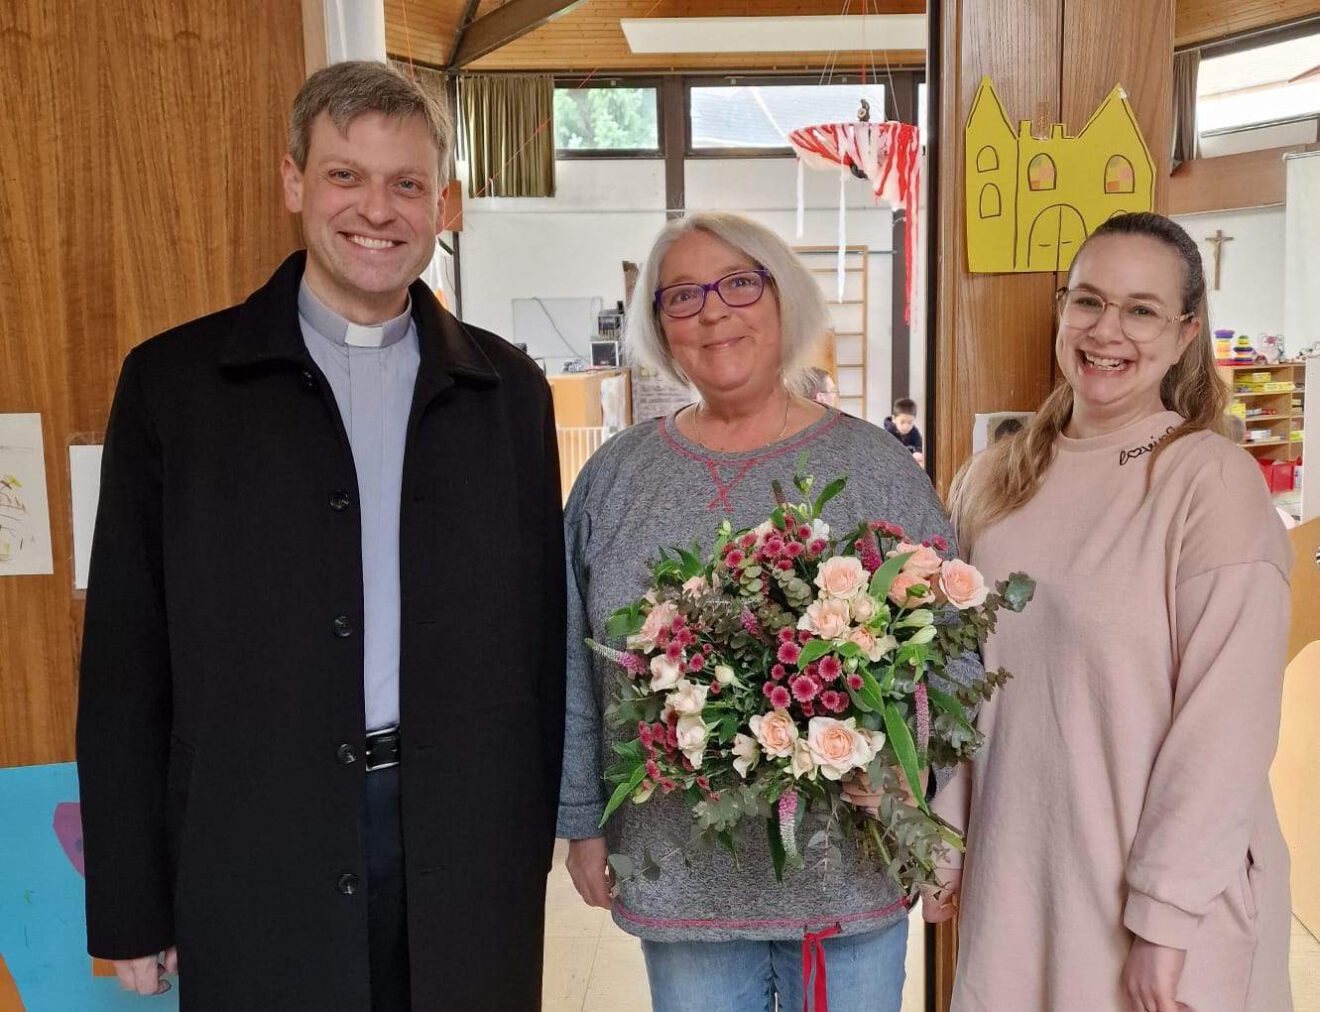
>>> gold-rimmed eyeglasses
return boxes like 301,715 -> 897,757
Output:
1055,287 -> 1193,343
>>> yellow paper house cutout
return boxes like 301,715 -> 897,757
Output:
965,77 -> 1154,273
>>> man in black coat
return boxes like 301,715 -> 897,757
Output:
76,61 -> 566,1011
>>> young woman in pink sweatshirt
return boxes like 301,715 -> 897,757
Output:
934,212 -> 1294,1012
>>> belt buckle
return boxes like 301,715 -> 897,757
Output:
364,725 -> 400,773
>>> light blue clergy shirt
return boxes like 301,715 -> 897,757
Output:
298,280 -> 420,731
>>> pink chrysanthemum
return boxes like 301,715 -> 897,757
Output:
818,656 -> 843,682
791,675 -> 819,702
688,653 -> 706,672
762,681 -> 777,698
799,700 -> 815,717
769,685 -> 792,709
739,532 -> 758,550
778,627 -> 796,644
808,539 -> 828,555
798,629 -> 814,644
930,534 -> 949,552
819,690 -> 846,713
805,661 -> 820,678
776,559 -> 794,571
784,541 -> 805,559
725,549 -> 745,568
665,641 -> 683,662
846,674 -> 864,691
777,641 -> 801,665
770,663 -> 788,681
709,681 -> 721,696
797,524 -> 812,539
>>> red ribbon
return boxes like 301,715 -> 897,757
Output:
801,923 -> 842,1012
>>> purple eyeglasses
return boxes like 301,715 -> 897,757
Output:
653,268 -> 772,319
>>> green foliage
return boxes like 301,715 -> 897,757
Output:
553,87 -> 658,150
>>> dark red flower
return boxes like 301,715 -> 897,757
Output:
846,674 -> 864,691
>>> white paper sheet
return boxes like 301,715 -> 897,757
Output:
69,444 -> 104,590
0,414 -> 54,576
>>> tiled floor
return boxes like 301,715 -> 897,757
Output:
543,841 -> 1320,1011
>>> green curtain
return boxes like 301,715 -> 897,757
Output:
1171,50 -> 1200,171
457,74 -> 555,198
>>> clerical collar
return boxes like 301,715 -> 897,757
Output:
297,279 -> 413,349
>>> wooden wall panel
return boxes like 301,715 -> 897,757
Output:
386,0 -> 926,70
1175,0 -> 1320,46
931,0 -> 1063,496
0,1 -> 304,768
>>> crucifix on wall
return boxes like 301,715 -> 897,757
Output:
1205,229 -> 1234,290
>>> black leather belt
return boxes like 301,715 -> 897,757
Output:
364,726 -> 400,772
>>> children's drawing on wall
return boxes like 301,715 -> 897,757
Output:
0,413 -> 54,576
965,77 -> 1155,273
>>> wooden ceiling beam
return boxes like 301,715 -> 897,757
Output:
446,0 -> 484,65
449,0 -> 589,67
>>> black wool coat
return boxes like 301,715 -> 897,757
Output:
76,252 -> 567,1011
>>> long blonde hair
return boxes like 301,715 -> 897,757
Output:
949,212 -> 1229,552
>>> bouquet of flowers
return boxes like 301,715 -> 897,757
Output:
588,468 -> 1034,894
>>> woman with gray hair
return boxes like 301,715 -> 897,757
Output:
558,212 -> 978,1011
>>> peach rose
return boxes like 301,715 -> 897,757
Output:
889,541 -> 943,579
629,600 -> 678,652
649,654 -> 683,691
750,709 -> 798,758
814,556 -> 868,600
939,560 -> 989,609
797,598 -> 851,640
848,627 -> 897,663
888,571 -> 932,608
851,594 -> 880,624
806,717 -> 875,780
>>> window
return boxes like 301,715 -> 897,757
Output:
1197,33 -> 1320,133
1104,154 -> 1135,193
1028,153 -> 1057,190
976,145 -> 1000,172
553,85 -> 660,153
979,183 -> 1002,218
689,83 -> 887,151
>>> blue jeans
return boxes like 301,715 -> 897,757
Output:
641,917 -> 908,1012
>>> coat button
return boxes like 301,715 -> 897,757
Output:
300,369 -> 316,389
337,873 -> 359,896
333,615 -> 354,638
330,490 -> 351,512
336,743 -> 357,765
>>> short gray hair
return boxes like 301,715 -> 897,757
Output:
625,212 -> 831,392
289,61 -> 453,180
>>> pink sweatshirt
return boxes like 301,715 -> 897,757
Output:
937,411 -> 1295,1012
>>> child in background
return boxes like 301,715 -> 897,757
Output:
884,397 -> 924,465
804,367 -> 839,409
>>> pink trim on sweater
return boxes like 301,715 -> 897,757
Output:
658,412 -> 845,513
612,896 -> 908,932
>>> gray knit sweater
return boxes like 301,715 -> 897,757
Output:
557,408 -> 982,942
